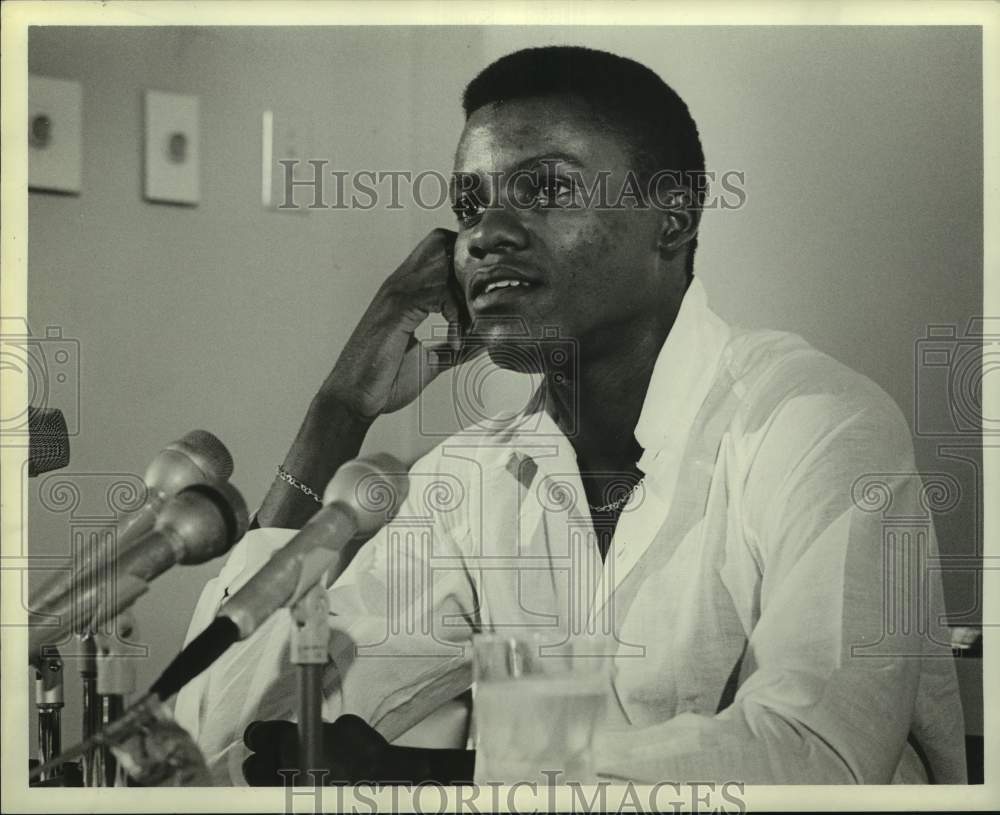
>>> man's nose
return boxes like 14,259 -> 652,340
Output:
465,206 -> 529,261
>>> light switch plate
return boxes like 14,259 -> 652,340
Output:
28,75 -> 83,194
144,90 -> 199,205
262,107 -> 317,212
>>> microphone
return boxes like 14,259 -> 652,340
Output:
28,406 -> 69,477
29,479 -> 249,667
148,453 -> 408,704
31,430 -> 234,617
29,454 -> 406,783
115,429 -> 235,549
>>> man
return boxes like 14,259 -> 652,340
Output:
174,46 -> 966,785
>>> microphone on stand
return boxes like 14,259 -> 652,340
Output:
150,453 -> 407,701
31,430 -> 234,618
30,454 -> 409,782
114,429 -> 235,551
29,479 -> 249,668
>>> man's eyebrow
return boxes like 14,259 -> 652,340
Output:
510,152 -> 587,172
452,152 -> 587,184
450,153 -> 587,202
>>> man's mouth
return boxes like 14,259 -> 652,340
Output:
472,279 -> 536,310
469,267 -> 540,310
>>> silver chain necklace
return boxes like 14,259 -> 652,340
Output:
588,478 -> 645,514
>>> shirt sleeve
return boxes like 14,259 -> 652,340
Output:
593,387 -> 966,784
173,460 -> 479,785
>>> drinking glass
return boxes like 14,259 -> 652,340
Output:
471,632 -> 612,785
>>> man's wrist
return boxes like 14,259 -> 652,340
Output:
308,389 -> 377,432
284,395 -> 372,490
257,394 -> 374,529
372,744 -> 475,784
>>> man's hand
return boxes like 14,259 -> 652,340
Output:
242,715 -> 388,785
258,228 -> 483,529
241,714 -> 476,785
322,228 -> 480,420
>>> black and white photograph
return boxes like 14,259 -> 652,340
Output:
1,2 -> 996,812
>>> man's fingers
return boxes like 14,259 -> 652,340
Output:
328,714 -> 388,753
417,339 -> 488,401
325,715 -> 388,781
243,719 -> 296,752
424,340 -> 464,376
241,716 -> 390,785
440,298 -> 461,330
402,228 -> 458,282
242,720 -> 300,785
242,752 -> 278,786
242,720 -> 264,751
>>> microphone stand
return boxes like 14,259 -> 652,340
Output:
79,635 -> 105,786
289,580 -> 331,782
81,580 -> 148,786
95,611 -> 138,786
34,652 -> 64,782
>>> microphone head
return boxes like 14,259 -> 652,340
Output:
172,430 -> 235,480
144,430 -> 234,495
157,480 -> 250,564
28,406 -> 69,477
324,453 -> 410,535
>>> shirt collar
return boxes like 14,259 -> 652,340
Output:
633,276 -> 731,470
494,276 -> 731,486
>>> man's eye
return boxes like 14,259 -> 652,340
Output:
451,195 -> 485,227
535,178 -> 577,208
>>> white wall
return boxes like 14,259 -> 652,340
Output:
27,26 -> 982,746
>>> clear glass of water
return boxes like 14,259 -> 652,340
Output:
471,632 -> 612,785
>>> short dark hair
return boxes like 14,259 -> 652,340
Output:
462,46 -> 705,278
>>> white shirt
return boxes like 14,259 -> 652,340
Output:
174,278 -> 966,785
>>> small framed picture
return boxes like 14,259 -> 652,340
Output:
144,90 -> 199,205
28,75 -> 82,195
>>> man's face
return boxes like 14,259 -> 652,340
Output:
451,95 -> 670,370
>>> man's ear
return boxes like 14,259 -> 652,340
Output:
656,188 -> 700,256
